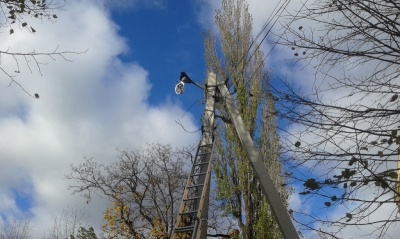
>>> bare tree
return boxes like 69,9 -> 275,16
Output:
66,143 -> 197,239
272,0 -> 400,238
44,205 -> 90,239
0,217 -> 31,239
0,0 -> 84,97
71,227 -> 99,239
0,0 -> 64,31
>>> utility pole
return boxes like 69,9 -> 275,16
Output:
172,72 -> 299,239
196,72 -> 216,239
217,79 -> 300,239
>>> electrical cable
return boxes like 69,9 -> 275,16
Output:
223,0 -> 292,90
216,0 -> 294,128
245,0 -> 309,87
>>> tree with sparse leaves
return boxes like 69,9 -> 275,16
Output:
0,217 -> 31,239
67,143 -> 195,239
70,227 -> 98,239
273,0 -> 400,238
0,207 -> 99,239
44,205 -> 94,239
1,0 -> 62,34
0,0 -> 82,97
204,0 -> 290,238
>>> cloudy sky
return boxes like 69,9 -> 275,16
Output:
0,0 -> 399,238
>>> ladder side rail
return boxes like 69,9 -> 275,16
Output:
194,142 -> 215,239
171,144 -> 214,238
191,145 -> 212,207
172,142 -> 202,238
396,153 -> 400,210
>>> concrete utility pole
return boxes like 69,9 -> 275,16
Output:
217,79 -> 300,239
196,72 -> 216,239
171,72 -> 217,239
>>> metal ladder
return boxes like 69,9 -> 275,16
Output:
171,141 -> 215,239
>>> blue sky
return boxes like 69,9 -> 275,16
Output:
111,1 -> 206,107
0,0 -> 399,238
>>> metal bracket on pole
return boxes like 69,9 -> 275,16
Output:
217,79 -> 300,239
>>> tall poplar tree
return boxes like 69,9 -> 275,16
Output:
204,0 -> 290,238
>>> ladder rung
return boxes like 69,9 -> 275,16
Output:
199,143 -> 213,148
180,210 -> 197,215
191,172 -> 206,177
174,225 -> 195,233
194,161 -> 209,166
197,151 -> 211,156
183,196 -> 201,201
193,161 -> 210,166
188,184 -> 204,189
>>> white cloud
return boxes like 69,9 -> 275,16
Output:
319,192 -> 399,239
0,0 -> 199,237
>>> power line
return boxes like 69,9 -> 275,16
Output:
220,0 -> 292,99
244,0 -> 309,92
245,0 -> 289,62
242,0 -> 291,74
214,0 -> 295,136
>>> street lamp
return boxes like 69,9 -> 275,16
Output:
175,72 -> 205,94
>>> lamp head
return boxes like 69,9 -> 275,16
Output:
175,81 -> 185,94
